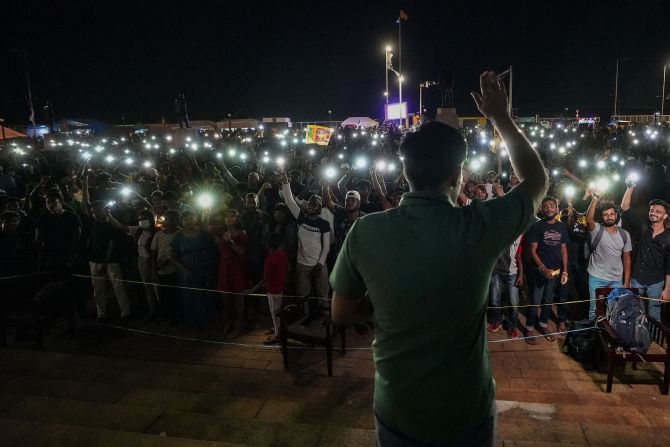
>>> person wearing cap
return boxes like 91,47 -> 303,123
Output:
330,71 -> 548,446
323,185 -> 365,254
280,169 -> 331,303
621,186 -> 670,321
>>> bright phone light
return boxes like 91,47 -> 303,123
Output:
121,187 -> 132,197
324,167 -> 337,179
197,193 -> 214,209
355,157 -> 367,169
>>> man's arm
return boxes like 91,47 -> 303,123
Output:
661,275 -> 670,302
332,292 -> 373,325
337,171 -> 352,199
585,196 -> 599,232
322,184 -> 336,213
560,243 -> 569,285
622,251 -> 631,288
515,250 -> 524,286
620,186 -> 635,212
220,161 -> 239,188
317,231 -> 330,266
472,71 -> 548,210
279,170 -> 300,219
530,241 -> 552,279
369,168 -> 389,209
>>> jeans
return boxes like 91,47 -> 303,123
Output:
89,262 -> 129,318
588,275 -> 622,321
489,273 -> 519,330
527,270 -> 560,330
137,256 -> 158,313
631,279 -> 664,322
375,402 -> 496,447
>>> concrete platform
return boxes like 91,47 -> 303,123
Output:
1,317 -> 669,446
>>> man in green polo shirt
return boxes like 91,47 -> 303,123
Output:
330,71 -> 548,446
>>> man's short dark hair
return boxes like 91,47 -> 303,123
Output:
541,196 -> 559,207
398,121 -> 467,190
45,190 -> 64,202
649,199 -> 670,214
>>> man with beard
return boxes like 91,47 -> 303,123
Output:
323,186 -> 365,258
585,192 -> 632,321
526,196 -> 569,343
280,169 -> 331,303
621,185 -> 670,322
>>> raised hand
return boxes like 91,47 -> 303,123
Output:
471,71 -> 509,122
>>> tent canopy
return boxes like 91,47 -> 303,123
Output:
340,117 -> 379,129
0,126 -> 26,140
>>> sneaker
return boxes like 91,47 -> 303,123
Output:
508,329 -> 520,339
487,322 -> 502,333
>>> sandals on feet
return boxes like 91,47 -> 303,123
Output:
525,330 -> 538,345
538,327 -> 555,342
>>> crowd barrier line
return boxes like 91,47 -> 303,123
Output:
89,322 -> 598,350
2,272 -> 667,308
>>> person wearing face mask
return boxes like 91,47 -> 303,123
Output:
86,201 -> 130,323
585,190 -> 632,321
108,209 -> 159,319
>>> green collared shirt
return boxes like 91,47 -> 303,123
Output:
330,188 -> 534,444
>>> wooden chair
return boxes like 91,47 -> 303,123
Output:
594,287 -> 670,394
277,296 -> 346,377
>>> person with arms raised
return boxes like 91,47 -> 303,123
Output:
330,71 -> 548,446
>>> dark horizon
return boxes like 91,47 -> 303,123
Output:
2,0 -> 670,126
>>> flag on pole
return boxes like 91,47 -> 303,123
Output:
398,9 -> 408,21
304,125 -> 334,146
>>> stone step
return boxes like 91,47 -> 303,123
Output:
497,417 -> 670,447
0,417 -> 246,447
0,395 -> 375,447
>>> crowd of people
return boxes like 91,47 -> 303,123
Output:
0,114 -> 669,346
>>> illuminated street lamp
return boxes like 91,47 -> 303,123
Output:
384,45 -> 392,104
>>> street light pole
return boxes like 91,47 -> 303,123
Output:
662,63 -> 667,117
10,49 -> 36,138
384,46 -> 391,104
613,58 -> 629,117
614,59 -> 620,117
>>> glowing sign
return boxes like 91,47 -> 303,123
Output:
385,102 -> 408,120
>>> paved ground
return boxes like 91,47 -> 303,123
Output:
1,316 -> 670,446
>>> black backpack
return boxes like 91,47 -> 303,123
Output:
606,288 -> 651,354
561,319 -> 598,363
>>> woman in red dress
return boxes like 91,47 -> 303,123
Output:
213,209 -> 251,337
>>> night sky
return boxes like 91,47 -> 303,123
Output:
2,1 -> 669,125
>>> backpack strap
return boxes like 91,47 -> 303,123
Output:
616,226 -> 628,247
590,225 -> 605,253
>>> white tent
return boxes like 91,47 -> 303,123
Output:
340,117 -> 379,129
